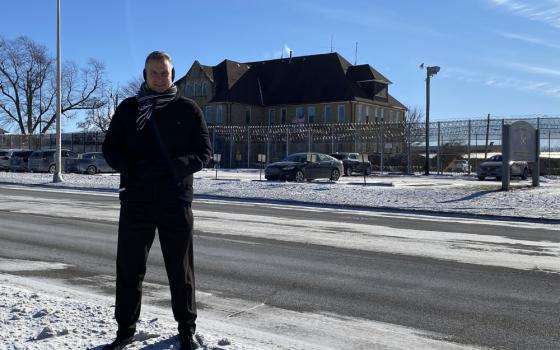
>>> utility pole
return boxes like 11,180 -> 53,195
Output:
421,64 -> 440,175
53,0 -> 64,182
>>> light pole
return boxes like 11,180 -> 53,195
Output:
53,0 -> 64,182
420,64 -> 440,175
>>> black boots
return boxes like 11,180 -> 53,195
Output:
105,335 -> 134,349
179,331 -> 195,350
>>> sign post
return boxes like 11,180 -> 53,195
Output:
360,153 -> 369,185
213,153 -> 221,180
502,121 -> 538,191
257,154 -> 266,181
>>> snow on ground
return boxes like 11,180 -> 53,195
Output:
0,169 -> 558,220
0,169 -> 558,349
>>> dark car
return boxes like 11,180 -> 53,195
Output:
8,150 -> 34,172
265,152 -> 343,182
28,149 -> 78,173
329,152 -> 372,176
74,152 -> 114,174
0,149 -> 23,171
477,154 -> 529,180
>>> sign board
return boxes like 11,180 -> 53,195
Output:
509,121 -> 536,162
213,154 -> 222,162
306,153 -> 317,162
360,154 -> 369,162
257,154 -> 266,163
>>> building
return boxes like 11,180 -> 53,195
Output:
175,52 -> 406,127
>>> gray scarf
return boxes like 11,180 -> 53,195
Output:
136,82 -> 178,130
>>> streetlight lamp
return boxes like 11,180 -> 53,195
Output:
420,64 -> 440,175
53,0 -> 63,182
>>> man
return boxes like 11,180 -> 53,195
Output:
102,51 -> 212,350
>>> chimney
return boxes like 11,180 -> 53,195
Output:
289,50 -> 293,63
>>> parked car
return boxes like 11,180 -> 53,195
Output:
28,149 -> 78,173
74,152 -> 114,174
329,152 -> 372,176
477,154 -> 529,180
8,150 -> 34,172
448,159 -> 471,172
265,152 -> 343,182
0,149 -> 23,171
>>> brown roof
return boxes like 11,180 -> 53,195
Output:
188,52 -> 406,109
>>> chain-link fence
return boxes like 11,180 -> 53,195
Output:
1,117 -> 559,175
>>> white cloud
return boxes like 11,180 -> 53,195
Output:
506,62 -> 560,77
498,31 -> 560,49
489,0 -> 560,28
445,66 -> 560,98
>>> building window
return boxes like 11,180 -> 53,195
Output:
201,81 -> 207,96
245,109 -> 251,125
396,111 -> 402,122
308,106 -> 316,124
295,107 -> 304,124
193,82 -> 199,97
376,107 -> 384,122
184,83 -> 191,97
205,106 -> 213,124
268,109 -> 276,125
324,105 -> 332,123
356,105 -> 363,123
337,105 -> 345,123
365,106 -> 370,123
216,105 -> 223,125
281,108 -> 287,125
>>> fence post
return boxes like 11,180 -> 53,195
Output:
467,120 -> 471,175
286,126 -> 289,158
212,127 -> 216,159
437,121 -> 441,174
548,131 -> 551,176
308,127 -> 312,153
380,119 -> 384,174
266,124 -> 270,164
247,126 -> 250,168
229,127 -> 233,169
407,123 -> 411,174
331,124 -> 334,153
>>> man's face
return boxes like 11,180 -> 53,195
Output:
145,58 -> 173,93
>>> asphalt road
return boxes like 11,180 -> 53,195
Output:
0,186 -> 558,349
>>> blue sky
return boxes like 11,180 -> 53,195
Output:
1,0 -> 559,130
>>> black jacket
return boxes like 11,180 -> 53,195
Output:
102,95 -> 212,203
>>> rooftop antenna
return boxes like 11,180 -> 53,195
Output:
354,41 -> 358,65
330,34 -> 333,53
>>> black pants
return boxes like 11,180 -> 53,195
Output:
114,200 -> 196,336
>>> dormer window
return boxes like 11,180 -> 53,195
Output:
201,82 -> 207,96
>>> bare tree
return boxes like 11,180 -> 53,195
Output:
0,36 -> 107,134
78,75 -> 142,132
403,105 -> 425,145
77,85 -> 120,132
120,76 -> 143,98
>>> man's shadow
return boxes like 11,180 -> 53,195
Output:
438,189 -> 498,204
89,335 -> 185,350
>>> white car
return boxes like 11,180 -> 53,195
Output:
477,154 -> 529,181
448,159 -> 470,172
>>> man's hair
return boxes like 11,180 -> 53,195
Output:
145,51 -> 173,65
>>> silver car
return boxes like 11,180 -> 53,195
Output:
9,150 -> 34,172
74,152 -> 114,174
28,149 -> 78,173
0,149 -> 23,171
477,154 -> 529,180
